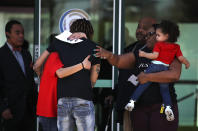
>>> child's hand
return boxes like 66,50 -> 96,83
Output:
139,50 -> 145,57
185,62 -> 190,69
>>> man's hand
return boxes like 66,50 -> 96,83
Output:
2,108 -> 13,120
94,46 -> 112,59
82,55 -> 91,70
68,32 -> 87,40
137,72 -> 149,84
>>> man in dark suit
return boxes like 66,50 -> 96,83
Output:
0,20 -> 37,131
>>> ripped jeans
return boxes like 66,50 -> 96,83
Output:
57,97 -> 95,131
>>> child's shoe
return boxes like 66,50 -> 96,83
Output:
165,106 -> 175,121
125,99 -> 135,111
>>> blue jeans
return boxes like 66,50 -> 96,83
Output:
39,116 -> 57,131
131,63 -> 172,106
57,97 -> 95,131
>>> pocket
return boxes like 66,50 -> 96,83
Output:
57,104 -> 66,117
74,99 -> 94,117
57,98 -> 66,117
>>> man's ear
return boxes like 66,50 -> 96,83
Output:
6,32 -> 10,39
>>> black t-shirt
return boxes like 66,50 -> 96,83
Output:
47,38 -> 100,100
116,42 -> 143,111
116,42 -> 177,110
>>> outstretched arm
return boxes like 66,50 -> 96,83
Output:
138,58 -> 182,84
56,55 -> 91,78
33,50 -> 50,77
68,33 -> 136,69
95,46 -> 136,69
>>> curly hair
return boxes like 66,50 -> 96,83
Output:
70,18 -> 94,39
156,20 -> 180,42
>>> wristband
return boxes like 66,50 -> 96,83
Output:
81,63 -> 84,69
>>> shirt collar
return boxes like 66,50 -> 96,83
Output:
55,30 -> 83,44
6,42 -> 14,51
6,42 -> 22,52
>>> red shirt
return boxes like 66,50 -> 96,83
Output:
153,42 -> 183,64
36,52 -> 63,117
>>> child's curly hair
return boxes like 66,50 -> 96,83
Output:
157,20 -> 180,43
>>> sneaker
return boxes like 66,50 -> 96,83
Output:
165,106 -> 175,121
125,100 -> 135,111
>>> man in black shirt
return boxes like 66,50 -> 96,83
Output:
95,22 -> 181,131
115,18 -> 156,131
34,19 -> 100,131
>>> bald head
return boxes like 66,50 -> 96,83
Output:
136,17 -> 156,41
140,17 -> 156,23
139,17 -> 156,28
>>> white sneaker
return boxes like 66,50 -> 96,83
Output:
165,106 -> 175,121
125,100 -> 135,111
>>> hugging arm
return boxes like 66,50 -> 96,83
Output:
67,32 -> 87,40
90,64 -> 100,88
138,58 -> 182,84
33,50 -> 50,77
56,55 -> 91,78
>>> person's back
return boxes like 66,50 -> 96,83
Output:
37,52 -> 63,117
49,38 -> 99,100
34,18 -> 101,131
47,19 -> 100,131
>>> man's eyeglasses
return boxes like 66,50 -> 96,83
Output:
146,32 -> 156,37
